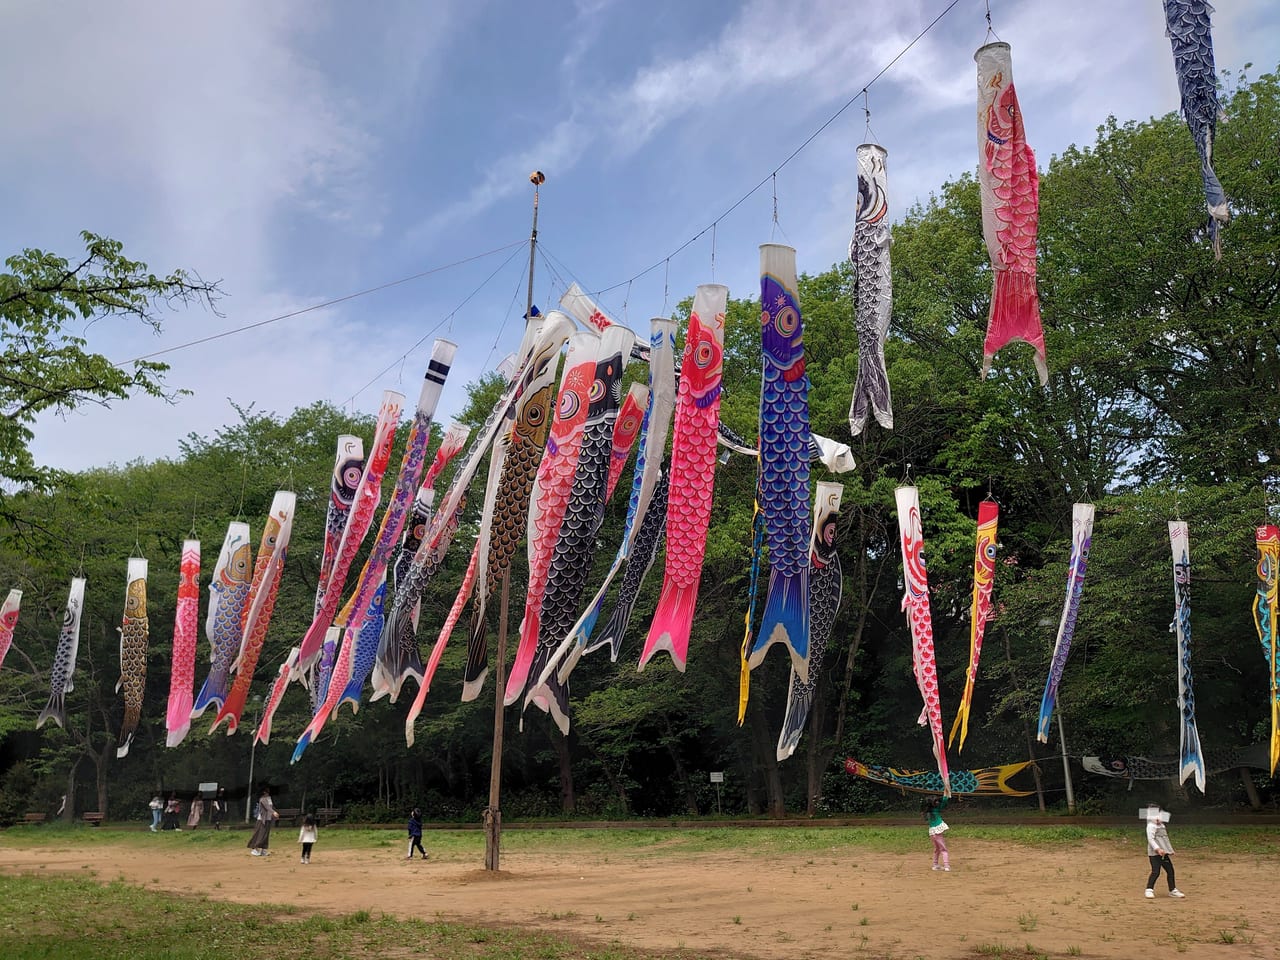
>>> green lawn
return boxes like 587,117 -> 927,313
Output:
0,872 -> 702,960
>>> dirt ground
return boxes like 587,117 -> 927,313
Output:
1,832 -> 1276,959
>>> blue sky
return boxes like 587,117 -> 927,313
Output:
4,0 -> 1277,473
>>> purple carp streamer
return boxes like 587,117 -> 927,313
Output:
641,284 -> 728,672
1168,521 -> 1205,792
211,491 -> 296,735
949,499 -> 998,752
36,579 -> 85,730
165,541 -> 201,746
461,314 -> 573,702
527,325 -> 632,732
192,522 -> 252,718
845,757 -> 1034,797
1254,524 -> 1280,774
777,482 -> 844,760
1036,503 -> 1095,743
848,142 -> 893,435
1163,0 -> 1230,257
748,244 -> 811,681
894,486 -> 950,796
115,558 -> 149,758
0,589 -> 20,673
975,41 -> 1047,385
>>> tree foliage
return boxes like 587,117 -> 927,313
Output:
0,69 -> 1278,822
0,231 -> 220,500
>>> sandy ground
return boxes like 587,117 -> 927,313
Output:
1,832 -> 1276,959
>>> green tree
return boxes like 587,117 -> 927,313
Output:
0,231 -> 219,503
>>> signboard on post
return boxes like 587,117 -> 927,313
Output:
198,782 -> 218,798
709,772 -> 724,815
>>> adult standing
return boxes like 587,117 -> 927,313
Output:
148,795 -> 163,832
406,808 -> 428,860
247,786 -> 279,857
187,795 -> 204,830
210,788 -> 228,830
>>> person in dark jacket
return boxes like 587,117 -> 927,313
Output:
406,808 -> 428,860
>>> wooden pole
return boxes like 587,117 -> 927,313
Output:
484,579 -> 510,870
485,171 -> 543,871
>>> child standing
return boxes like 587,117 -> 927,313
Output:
148,795 -> 163,832
406,808 -> 428,860
923,795 -> 950,871
298,814 -> 318,864
1143,805 -> 1185,899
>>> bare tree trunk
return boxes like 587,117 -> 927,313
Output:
749,708 -> 785,817
94,739 -> 111,816
810,514 -> 885,813
1238,767 -> 1262,810
663,726 -> 700,816
1004,631 -> 1046,811
62,757 -> 81,823
553,728 -> 575,814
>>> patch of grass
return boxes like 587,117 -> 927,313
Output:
1017,912 -> 1038,932
1217,930 -> 1236,944
1067,946 -> 1081,956
859,916 -> 869,927
731,916 -> 741,925
0,873 -> 698,960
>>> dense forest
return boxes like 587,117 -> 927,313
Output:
0,68 -> 1276,825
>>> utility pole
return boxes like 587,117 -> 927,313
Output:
485,170 -> 544,872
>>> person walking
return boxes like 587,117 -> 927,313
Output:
247,786 -> 280,857
1143,805 -> 1186,899
148,795 -> 163,832
923,795 -> 950,871
210,788 -> 228,830
406,808 -> 428,860
187,795 -> 204,830
298,814 -> 318,864
163,794 -> 183,831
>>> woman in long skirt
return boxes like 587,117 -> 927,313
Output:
247,787 -> 279,856
187,796 -> 204,829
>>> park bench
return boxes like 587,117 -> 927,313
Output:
275,807 -> 302,825
316,806 -> 343,825
22,813 -> 46,825
82,812 -> 105,827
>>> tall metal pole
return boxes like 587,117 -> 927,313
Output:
485,171 -> 544,872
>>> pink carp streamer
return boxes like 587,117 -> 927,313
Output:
0,589 -> 21,673
211,491 -> 295,735
165,541 -> 201,746
1254,524 -> 1280,774
506,333 -> 597,704
296,390 -> 404,670
894,486 -> 950,796
605,384 -> 648,499
949,499 -> 998,752
255,646 -> 298,746
640,284 -> 728,672
405,546 -> 480,747
975,41 -> 1047,386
